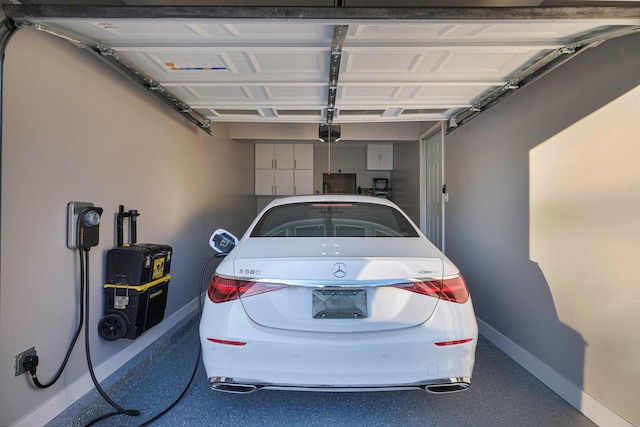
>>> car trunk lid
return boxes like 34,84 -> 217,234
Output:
233,238 -> 444,333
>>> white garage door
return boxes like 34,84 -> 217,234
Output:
4,5 -> 639,133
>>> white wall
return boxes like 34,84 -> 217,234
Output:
444,32 -> 640,426
0,28 -> 256,426
230,121 -> 421,142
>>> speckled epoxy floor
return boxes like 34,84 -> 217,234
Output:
47,314 -> 595,427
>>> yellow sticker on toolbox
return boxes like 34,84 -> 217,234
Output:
153,258 -> 165,279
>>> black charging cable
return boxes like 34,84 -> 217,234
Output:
24,247 -> 140,419
23,236 -> 211,425
24,250 -> 86,388
85,253 -> 218,427
81,248 -> 141,426
135,254 -> 216,427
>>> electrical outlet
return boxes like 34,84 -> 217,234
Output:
15,347 -> 36,376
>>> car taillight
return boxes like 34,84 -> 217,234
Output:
207,275 -> 288,303
392,280 -> 441,299
440,276 -> 470,304
392,275 -> 469,304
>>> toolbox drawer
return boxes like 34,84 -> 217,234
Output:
103,276 -> 170,340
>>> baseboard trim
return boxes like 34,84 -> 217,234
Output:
12,297 -> 199,427
477,317 -> 632,427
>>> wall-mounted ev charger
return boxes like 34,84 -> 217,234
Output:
67,202 -> 103,249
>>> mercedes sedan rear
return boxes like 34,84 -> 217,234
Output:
199,195 -> 477,394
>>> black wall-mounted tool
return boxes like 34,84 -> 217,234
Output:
67,202 -> 103,249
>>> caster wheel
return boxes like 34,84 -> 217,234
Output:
98,313 -> 128,341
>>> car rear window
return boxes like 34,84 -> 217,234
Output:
250,202 -> 419,237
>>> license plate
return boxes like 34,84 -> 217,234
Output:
312,289 -> 367,319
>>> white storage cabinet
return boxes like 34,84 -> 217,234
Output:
255,144 -> 313,195
367,144 -> 393,170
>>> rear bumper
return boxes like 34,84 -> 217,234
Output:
200,298 -> 477,389
208,376 -> 471,394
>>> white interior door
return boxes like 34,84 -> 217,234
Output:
424,130 -> 443,250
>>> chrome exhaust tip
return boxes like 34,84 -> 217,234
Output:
424,382 -> 469,394
211,383 -> 259,393
209,378 -> 260,394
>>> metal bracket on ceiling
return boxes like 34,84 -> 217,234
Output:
99,47 -> 118,58
446,25 -> 640,134
0,18 -> 19,63
326,25 -> 348,125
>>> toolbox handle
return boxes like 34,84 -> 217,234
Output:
117,205 -> 140,246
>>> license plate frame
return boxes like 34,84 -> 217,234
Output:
312,289 -> 367,319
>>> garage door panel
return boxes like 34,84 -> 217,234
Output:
165,83 -> 327,107
15,11 -> 637,125
245,48 -> 327,74
222,22 -> 333,42
432,49 -> 553,78
337,83 -> 497,105
50,20 -> 332,45
114,47 -> 328,87
347,22 -> 620,44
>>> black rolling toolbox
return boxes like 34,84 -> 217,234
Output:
98,206 -> 173,341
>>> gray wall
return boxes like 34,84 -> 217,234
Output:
444,32 -> 640,425
391,142 -> 421,225
0,28 -> 256,426
254,144 -> 393,213
314,145 -> 390,194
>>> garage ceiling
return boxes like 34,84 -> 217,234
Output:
3,4 -> 639,134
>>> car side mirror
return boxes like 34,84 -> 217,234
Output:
209,229 -> 239,257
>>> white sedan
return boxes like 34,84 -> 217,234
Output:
199,195 -> 477,394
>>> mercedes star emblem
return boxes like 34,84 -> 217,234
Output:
332,262 -> 347,278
